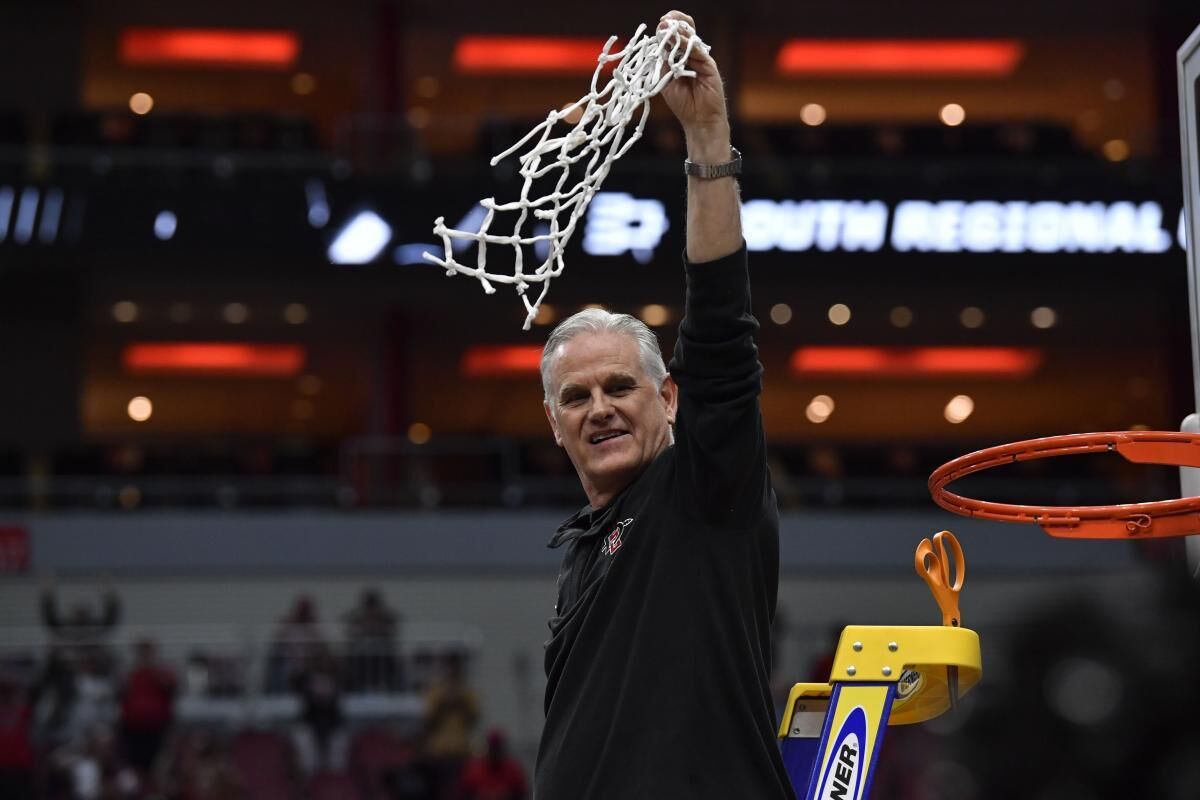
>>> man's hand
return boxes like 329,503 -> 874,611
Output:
657,11 -> 732,163
657,10 -> 741,262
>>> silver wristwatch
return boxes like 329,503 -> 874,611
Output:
683,146 -> 742,179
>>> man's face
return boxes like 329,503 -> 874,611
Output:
544,331 -> 677,507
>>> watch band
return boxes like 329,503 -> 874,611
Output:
683,146 -> 742,179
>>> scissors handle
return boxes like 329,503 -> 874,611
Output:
914,530 -> 965,628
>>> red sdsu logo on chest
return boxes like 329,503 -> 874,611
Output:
601,518 -> 634,556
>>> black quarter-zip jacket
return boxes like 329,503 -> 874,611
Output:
534,245 -> 795,800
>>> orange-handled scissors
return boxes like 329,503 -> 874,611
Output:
915,530 -> 966,711
914,530 -> 964,628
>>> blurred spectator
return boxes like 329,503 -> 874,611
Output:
31,646 -> 78,749
265,595 -> 324,693
72,653 -> 118,746
40,576 -> 122,674
291,644 -> 348,775
182,652 -> 212,698
118,639 -> 177,775
33,648 -> 116,752
422,651 -> 479,800
52,723 -> 139,800
0,676 -> 35,800
344,587 -> 403,691
456,729 -> 527,800
182,650 -> 243,698
163,729 -> 246,800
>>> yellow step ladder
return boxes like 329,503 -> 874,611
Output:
778,532 -> 983,799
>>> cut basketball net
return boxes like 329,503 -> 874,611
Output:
423,20 -> 708,329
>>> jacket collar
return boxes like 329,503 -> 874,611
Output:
546,445 -> 673,548
547,502 -> 613,549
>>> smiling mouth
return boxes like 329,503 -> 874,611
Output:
590,431 -> 628,445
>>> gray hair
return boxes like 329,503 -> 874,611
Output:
541,308 -> 668,404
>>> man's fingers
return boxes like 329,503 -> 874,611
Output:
658,10 -> 697,36
660,10 -> 696,28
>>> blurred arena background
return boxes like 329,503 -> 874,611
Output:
3,0 -> 1200,798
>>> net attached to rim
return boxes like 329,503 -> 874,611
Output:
929,431 -> 1200,539
423,20 -> 708,329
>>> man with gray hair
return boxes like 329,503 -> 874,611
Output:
534,11 -> 793,799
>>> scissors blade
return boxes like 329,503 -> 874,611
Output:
948,664 -> 960,713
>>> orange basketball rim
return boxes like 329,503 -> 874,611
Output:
929,431 -> 1200,539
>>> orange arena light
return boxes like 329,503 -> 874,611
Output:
790,346 -> 1042,378
123,343 -> 306,376
775,39 -> 1024,77
461,345 -> 544,377
454,36 -> 615,74
120,28 -> 300,69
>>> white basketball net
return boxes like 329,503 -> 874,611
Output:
423,20 -> 708,329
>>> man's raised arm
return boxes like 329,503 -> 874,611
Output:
659,12 -> 767,526
658,10 -> 741,263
